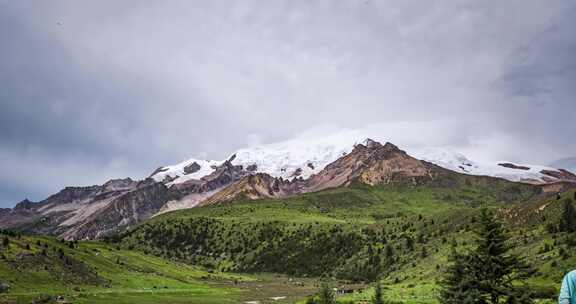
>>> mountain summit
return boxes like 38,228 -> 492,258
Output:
1,139 -> 574,240
152,137 -> 576,186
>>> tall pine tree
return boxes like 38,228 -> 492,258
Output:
474,209 -> 532,303
560,199 -> 576,232
439,209 -> 533,304
372,281 -> 384,304
439,245 -> 483,304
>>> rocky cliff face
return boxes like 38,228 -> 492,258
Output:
540,169 -> 576,183
59,180 -> 178,239
199,173 -> 310,206
158,157 -> 254,212
0,178 -> 178,240
0,157 -> 263,239
199,140 -> 450,206
305,140 -> 433,191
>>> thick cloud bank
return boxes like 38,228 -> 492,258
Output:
1,1 -> 575,207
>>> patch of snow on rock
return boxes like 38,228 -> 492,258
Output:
151,131 -> 368,183
409,147 -> 557,183
151,159 -> 222,185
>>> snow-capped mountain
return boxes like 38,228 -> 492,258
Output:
151,136 -> 359,184
409,147 -> 572,184
151,137 -> 574,186
2,137 -> 574,241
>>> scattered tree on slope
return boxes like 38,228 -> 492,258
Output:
439,209 -> 533,304
372,281 -> 385,304
560,198 -> 576,233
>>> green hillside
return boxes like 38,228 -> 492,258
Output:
116,180 -> 572,303
0,233 -> 324,303
0,232 -> 249,303
2,178 -> 575,303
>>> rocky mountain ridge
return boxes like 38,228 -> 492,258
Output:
152,138 -> 576,186
198,140 -> 439,206
1,139 -> 574,240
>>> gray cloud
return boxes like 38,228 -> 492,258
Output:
1,0 -> 575,207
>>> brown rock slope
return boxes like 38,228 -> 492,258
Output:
200,139 -> 459,206
0,178 -> 178,240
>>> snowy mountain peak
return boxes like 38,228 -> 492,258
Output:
150,158 -> 222,185
359,138 -> 381,148
4,137 -> 575,241
409,147 -> 574,184
150,138 -> 575,186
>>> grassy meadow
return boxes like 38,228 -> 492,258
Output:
1,180 -> 574,303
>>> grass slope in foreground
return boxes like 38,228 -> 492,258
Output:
118,180 -> 573,303
3,179 -> 575,303
0,234 -> 250,303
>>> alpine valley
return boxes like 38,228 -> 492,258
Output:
1,137 -> 576,303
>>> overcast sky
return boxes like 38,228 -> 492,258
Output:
1,0 -> 575,207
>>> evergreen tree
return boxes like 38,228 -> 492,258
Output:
439,249 -> 483,304
405,236 -> 414,251
372,282 -> 384,304
420,246 -> 428,258
560,199 -> 576,232
475,209 -> 533,303
385,244 -> 394,261
318,282 -> 335,304
439,209 -> 533,304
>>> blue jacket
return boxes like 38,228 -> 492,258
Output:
560,270 -> 576,304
